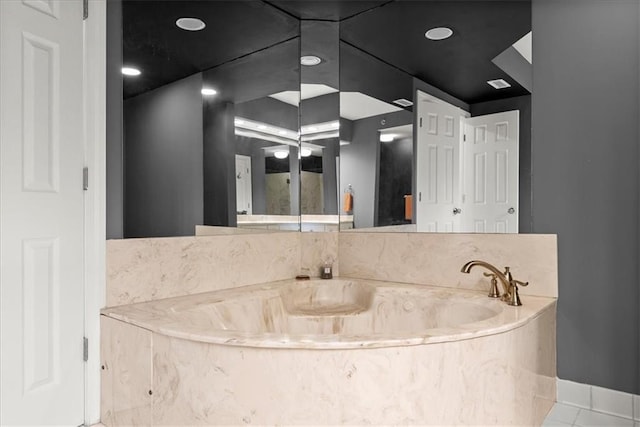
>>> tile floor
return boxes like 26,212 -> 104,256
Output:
543,402 -> 640,427
92,403 -> 638,426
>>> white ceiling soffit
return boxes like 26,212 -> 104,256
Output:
512,31 -> 532,64
269,84 -> 339,107
340,92 -> 403,121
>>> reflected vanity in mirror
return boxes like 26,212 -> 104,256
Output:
109,0 -> 531,238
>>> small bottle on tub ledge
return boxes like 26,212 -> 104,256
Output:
320,261 -> 333,279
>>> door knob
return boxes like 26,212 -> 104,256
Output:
508,207 -> 515,214
453,207 -> 462,215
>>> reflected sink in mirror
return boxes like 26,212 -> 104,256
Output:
109,0 -> 531,238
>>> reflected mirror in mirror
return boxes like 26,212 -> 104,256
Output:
117,0 -> 301,238
337,0 -> 531,233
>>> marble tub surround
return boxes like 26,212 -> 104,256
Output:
106,233 -> 300,307
100,316 -> 152,425
339,232 -> 558,298
100,279 -> 556,425
101,278 -> 556,349
300,231 -> 339,278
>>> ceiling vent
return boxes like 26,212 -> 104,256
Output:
487,79 -> 511,89
393,98 -> 413,107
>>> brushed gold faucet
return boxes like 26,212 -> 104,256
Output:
460,260 -> 529,306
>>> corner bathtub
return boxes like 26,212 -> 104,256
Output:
100,279 -> 556,426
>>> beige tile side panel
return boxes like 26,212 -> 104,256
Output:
106,233 -> 300,307
100,316 -> 152,427
339,233 -> 558,298
150,307 -> 556,425
300,232 -> 339,278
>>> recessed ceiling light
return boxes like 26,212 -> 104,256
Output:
487,79 -> 511,89
425,27 -> 453,41
122,67 -> 141,76
201,88 -> 217,96
300,55 -> 322,66
176,17 -> 206,31
380,134 -> 395,142
300,148 -> 312,157
274,150 -> 289,159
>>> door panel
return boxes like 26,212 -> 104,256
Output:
235,155 -> 252,214
416,93 -> 464,232
1,0 -> 85,424
462,110 -> 519,233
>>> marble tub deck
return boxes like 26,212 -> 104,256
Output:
101,278 -> 557,425
101,278 -> 556,349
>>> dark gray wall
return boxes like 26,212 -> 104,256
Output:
106,0 -> 123,239
532,0 -> 639,394
340,110 -> 413,228
123,74 -> 204,238
471,95 -> 532,233
203,101 -> 237,227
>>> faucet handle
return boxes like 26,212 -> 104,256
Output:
513,279 -> 529,287
483,273 -> 501,298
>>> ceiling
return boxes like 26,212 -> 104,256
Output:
121,0 -> 531,104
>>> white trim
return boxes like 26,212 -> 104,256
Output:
556,378 -> 639,421
83,0 -> 107,424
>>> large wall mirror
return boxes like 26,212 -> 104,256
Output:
108,0 -> 531,238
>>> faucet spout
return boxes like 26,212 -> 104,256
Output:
460,260 -> 511,298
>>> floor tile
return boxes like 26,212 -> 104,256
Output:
574,409 -> 635,427
545,403 -> 581,424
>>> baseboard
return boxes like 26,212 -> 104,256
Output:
556,378 -> 640,421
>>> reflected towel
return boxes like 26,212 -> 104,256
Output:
343,192 -> 353,212
404,195 -> 412,220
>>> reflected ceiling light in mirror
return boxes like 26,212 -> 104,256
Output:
425,27 -> 453,41
274,150 -> 289,159
300,148 -> 312,157
487,79 -> 511,89
300,55 -> 322,66
122,67 -> 141,76
300,120 -> 340,142
176,17 -> 206,31
380,134 -> 395,142
234,117 -> 298,145
201,88 -> 217,96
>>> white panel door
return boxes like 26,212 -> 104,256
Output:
461,110 -> 519,233
416,93 -> 464,232
235,154 -> 252,214
1,0 -> 85,424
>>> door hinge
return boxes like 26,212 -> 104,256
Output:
83,337 -> 88,362
463,134 -> 466,142
83,167 -> 88,190
419,117 -> 423,128
83,0 -> 88,20
418,192 -> 422,202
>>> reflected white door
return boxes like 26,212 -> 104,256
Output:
461,110 -> 519,233
416,93 -> 465,232
235,155 -> 252,214
1,0 -> 85,424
